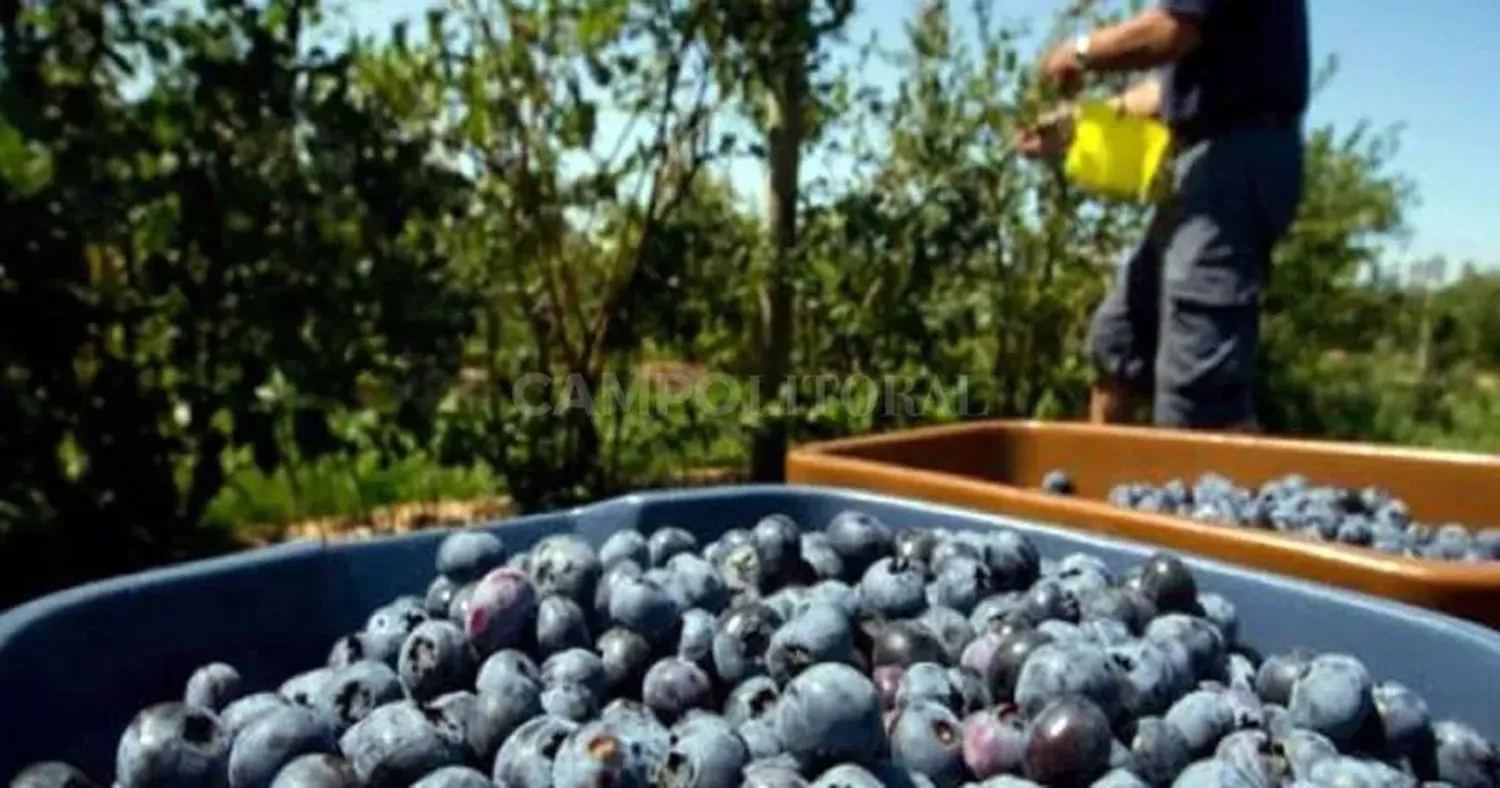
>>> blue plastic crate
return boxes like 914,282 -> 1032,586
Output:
2,484 -> 1499,780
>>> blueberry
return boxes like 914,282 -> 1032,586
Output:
678,608 -> 718,667
1254,648 -> 1314,706
649,526 -> 700,567
1020,578 -> 1082,624
973,531 -> 1042,592
536,595 -> 591,657
859,557 -> 928,620
982,628 -> 1052,703
542,648 -> 609,696
752,514 -> 804,581
1110,640 -> 1191,719
228,705 -> 338,788
1194,593 -> 1239,646
890,701 -> 966,788
435,529 -> 507,583
1037,619 -> 1088,644
726,676 -> 782,725
463,566 -> 539,656
825,510 -> 895,578
1308,756 -> 1415,788
656,717 -> 751,788
871,619 -> 947,670
1372,681 -> 1434,758
1041,469 -> 1075,495
1144,614 -> 1226,681
927,557 -> 992,615
1286,654 -> 1375,747
1023,695 -> 1114,787
445,583 -> 477,626
961,632 -> 1004,678
808,763 -> 885,787
538,680 -> 597,721
219,693 -> 288,739
895,529 -> 941,568
338,702 -> 469,787
1081,618 -> 1135,647
800,532 -> 846,580
947,666 -> 992,714
315,661 -> 405,732
475,648 -> 541,693
1213,730 -> 1278,785
492,715 -> 579,788
1473,528 -> 1500,560
776,663 -> 884,769
366,597 -> 430,643
1433,720 -> 1500,788
713,603 -> 783,684
425,575 -> 460,618
895,663 -> 959,712
398,619 -> 474,701
743,757 -> 810,787
707,529 -> 754,567
1224,653 -> 1257,693
529,534 -> 602,604
600,699 -> 672,751
280,668 -> 337,708
550,722 -> 654,788
1169,758 -> 1263,788
267,754 -> 357,788
1135,553 -> 1199,614
720,542 -> 768,594
806,581 -> 861,620
9,762 -> 101,788
600,529 -> 651,569
185,663 -> 245,712
1128,716 -> 1192,787
328,632 -> 390,670
410,765 -> 493,788
643,657 -> 714,723
1165,690 -> 1237,758
870,664 -> 905,709
932,539 -> 984,573
607,574 -> 683,642
1336,518 -> 1375,546
599,627 -> 655,698
596,558 -> 644,615
962,706 -> 1027,780
1276,728 -> 1339,781
739,716 -> 787,760
420,691 -> 491,764
767,604 -> 857,683
1014,641 -> 1122,720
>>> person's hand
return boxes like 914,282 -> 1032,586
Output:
1039,40 -> 1086,96
1012,105 -> 1075,160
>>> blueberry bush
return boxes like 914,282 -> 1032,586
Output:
2,0 -> 1496,603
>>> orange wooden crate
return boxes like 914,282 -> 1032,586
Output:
787,420 -> 1500,627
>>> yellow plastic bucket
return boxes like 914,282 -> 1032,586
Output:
1063,100 -> 1174,204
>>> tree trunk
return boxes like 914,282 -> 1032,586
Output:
751,28 -> 807,483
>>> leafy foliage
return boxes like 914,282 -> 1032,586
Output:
1,0 -> 1493,604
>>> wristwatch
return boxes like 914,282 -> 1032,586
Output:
1073,34 -> 1094,71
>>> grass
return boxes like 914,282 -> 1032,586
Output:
203,451 -> 501,541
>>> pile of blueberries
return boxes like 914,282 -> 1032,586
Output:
1040,469 -> 1500,563
13,511 -> 1500,787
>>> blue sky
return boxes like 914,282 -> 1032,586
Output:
355,0 -> 1500,268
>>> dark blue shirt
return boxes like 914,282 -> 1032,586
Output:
1158,0 -> 1310,137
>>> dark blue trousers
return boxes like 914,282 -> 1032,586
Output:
1087,126 -> 1305,429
